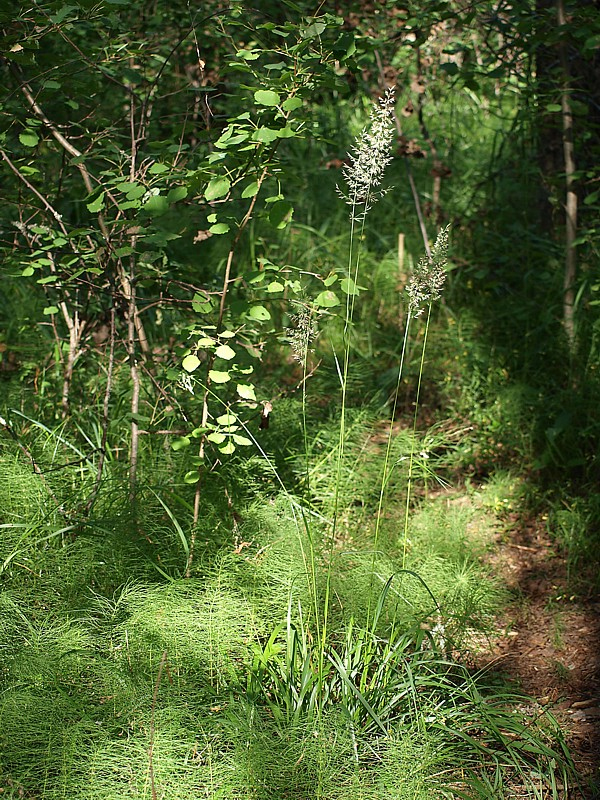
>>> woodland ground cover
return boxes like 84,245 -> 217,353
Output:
1,1 -> 599,798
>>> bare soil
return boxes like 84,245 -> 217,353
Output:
481,511 -> 600,798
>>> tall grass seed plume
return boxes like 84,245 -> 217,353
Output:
406,225 -> 450,315
285,303 -> 320,364
338,88 -> 396,219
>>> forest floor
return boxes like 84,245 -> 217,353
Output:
478,508 -> 600,798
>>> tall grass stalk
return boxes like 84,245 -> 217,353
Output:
321,89 -> 396,696
369,228 -> 450,609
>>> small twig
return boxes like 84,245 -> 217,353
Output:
505,543 -> 538,553
84,304 -> 116,516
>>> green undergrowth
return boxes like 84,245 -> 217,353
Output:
0,417 -> 576,799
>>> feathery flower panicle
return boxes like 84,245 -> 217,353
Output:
285,304 -> 320,364
406,225 -> 450,316
338,88 -> 396,220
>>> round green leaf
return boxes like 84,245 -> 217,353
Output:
182,354 -> 201,372
269,200 -> 293,229
248,305 -> 271,321
252,128 -> 279,144
282,96 -> 303,112
216,412 -> 237,425
19,131 -> 39,147
207,432 -> 226,444
315,291 -> 341,308
241,181 -> 259,199
86,192 -> 105,213
340,277 -> 360,296
233,434 -> 252,446
209,222 -> 230,234
254,89 -> 281,106
236,383 -> 256,401
167,186 -> 188,203
219,441 -> 236,454
276,126 -> 296,139
209,369 -> 231,383
43,305 -> 59,315
205,177 -> 231,201
172,436 -> 191,451
215,344 -> 235,360
266,281 -> 284,293
142,195 -> 169,216
184,470 -> 199,484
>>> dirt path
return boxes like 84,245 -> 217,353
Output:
483,511 -> 600,798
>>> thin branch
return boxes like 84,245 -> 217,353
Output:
84,304 -> 116,516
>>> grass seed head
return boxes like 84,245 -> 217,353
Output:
338,88 -> 396,220
407,225 -> 450,316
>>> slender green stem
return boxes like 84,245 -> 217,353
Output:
402,304 -> 432,569
321,194 -> 368,703
367,313 -> 412,626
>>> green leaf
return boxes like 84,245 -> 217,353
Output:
241,181 -> 260,198
167,186 -> 188,203
314,290 -> 340,308
323,273 -> 338,286
276,126 -> 296,138
219,441 -> 236,454
302,21 -> 326,38
19,130 -> 39,147
254,89 -> 281,106
171,436 -> 191,451
86,192 -> 105,213
248,305 -> 271,321
269,200 -> 293,229
233,434 -> 252,446
209,222 -> 230,234
237,49 -> 260,60
266,280 -> 284,293
215,344 -> 235,360
21,266 -> 35,277
237,383 -> 256,401
182,354 -> 201,372
340,277 -> 360,296
439,62 -> 459,76
252,128 -> 280,144
208,369 -> 230,383
192,294 -> 212,313
205,177 -> 230,201
43,305 -> 59,315
207,432 -> 226,444
142,195 -> 169,216
148,162 -> 169,174
282,96 -> 302,112
184,470 -> 199,484
216,413 -> 237,425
